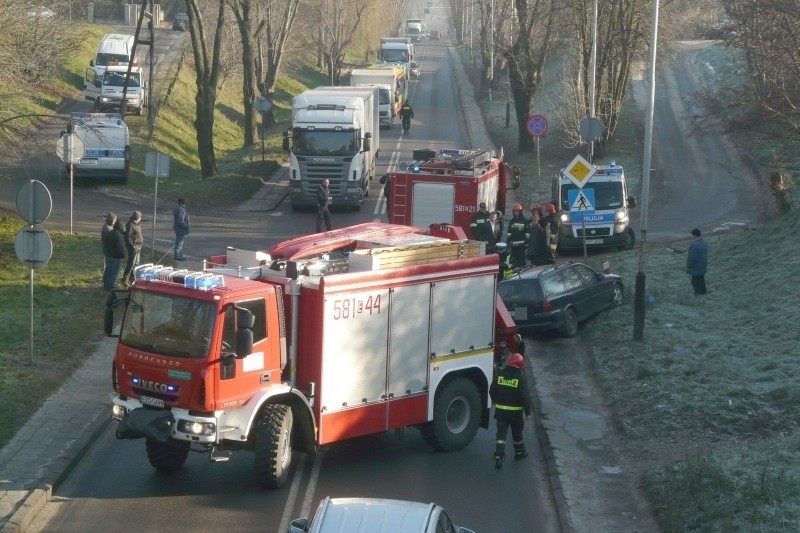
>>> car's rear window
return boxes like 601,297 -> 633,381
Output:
498,280 -> 543,303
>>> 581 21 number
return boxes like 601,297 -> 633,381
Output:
332,294 -> 382,320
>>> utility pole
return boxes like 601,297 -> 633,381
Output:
633,0 -> 661,341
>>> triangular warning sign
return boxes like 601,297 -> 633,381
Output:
571,191 -> 594,211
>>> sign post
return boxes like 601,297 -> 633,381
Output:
145,152 -> 171,260
56,133 -> 85,235
525,114 -> 549,179
15,180 -> 53,365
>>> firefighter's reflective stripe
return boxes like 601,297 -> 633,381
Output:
495,404 -> 523,411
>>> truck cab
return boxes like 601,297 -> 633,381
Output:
552,162 -> 636,251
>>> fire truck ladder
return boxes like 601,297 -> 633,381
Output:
393,176 -> 408,225
440,149 -> 493,172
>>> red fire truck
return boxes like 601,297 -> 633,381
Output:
106,223 -> 520,488
383,148 -> 521,238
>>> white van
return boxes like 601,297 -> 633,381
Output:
65,112 -> 131,185
85,34 -> 136,104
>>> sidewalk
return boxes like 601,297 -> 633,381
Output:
0,42 -> 656,533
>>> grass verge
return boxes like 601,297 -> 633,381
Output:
464,40 -> 800,529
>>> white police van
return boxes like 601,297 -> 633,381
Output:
552,161 -> 636,252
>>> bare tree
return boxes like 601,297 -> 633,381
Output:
722,0 -> 800,139
314,0 -> 369,85
255,0 -> 301,128
506,0 -> 559,152
184,0 -> 227,178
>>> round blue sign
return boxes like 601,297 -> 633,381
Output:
526,114 -> 549,137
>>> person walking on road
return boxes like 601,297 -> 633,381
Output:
490,352 -> 531,468
686,228 -> 708,295
506,204 -> 530,269
400,100 -> 414,133
316,178 -> 333,232
469,202 -> 494,252
101,215 -> 126,291
173,198 -> 190,261
122,211 -> 143,287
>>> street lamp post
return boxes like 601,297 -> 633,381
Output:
633,0 -> 661,341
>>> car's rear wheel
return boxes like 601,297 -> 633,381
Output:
562,308 -> 579,337
611,283 -> 623,306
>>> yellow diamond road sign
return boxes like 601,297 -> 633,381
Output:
564,154 -> 596,188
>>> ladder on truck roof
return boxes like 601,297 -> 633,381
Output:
407,148 -> 495,176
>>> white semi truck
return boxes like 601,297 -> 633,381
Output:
284,87 -> 379,210
349,68 -> 400,129
64,112 -> 130,185
379,37 -> 414,63
406,19 -> 424,42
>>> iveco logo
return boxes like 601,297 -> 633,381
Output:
129,352 -> 181,367
312,157 -> 336,163
140,380 -> 174,393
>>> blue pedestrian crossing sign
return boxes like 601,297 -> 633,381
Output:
568,188 -> 596,223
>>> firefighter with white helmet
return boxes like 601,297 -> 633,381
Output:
489,352 -> 531,468
506,204 -> 530,269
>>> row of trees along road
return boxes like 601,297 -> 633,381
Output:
446,0 -> 725,154
181,0 -> 410,179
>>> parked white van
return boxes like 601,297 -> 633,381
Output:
85,34 -> 136,104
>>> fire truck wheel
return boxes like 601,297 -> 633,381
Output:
420,377 -> 481,451
145,439 -> 189,471
254,404 -> 293,489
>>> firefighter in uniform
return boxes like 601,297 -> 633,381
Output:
490,352 -> 531,468
470,202 -> 494,252
542,203 -> 559,259
506,204 -> 530,269
495,242 -> 514,281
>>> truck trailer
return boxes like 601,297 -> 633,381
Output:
384,148 -> 521,238
106,222 -> 521,489
349,68 -> 398,129
284,87 -> 379,210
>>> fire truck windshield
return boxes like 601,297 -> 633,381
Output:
293,129 -> 358,154
119,291 -> 216,358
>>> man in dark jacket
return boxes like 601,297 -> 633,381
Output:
316,178 -> 332,232
122,211 -> 144,287
173,198 -> 190,261
102,216 -> 127,291
686,228 -> 709,295
489,352 -> 531,468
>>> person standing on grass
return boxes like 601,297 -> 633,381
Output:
686,228 -> 708,295
122,211 -> 143,287
173,197 -> 190,261
102,217 -> 126,291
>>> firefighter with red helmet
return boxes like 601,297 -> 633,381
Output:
542,203 -> 559,257
506,204 -> 530,269
489,352 -> 531,468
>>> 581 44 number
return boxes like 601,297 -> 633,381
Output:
332,294 -> 382,320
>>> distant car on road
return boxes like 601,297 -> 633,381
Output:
172,12 -> 189,31
409,61 -> 420,78
289,497 -> 476,533
497,261 -> 623,337
26,5 -> 55,18
429,30 -> 442,40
